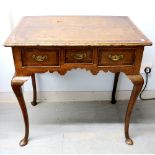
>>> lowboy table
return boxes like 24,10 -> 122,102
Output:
4,16 -> 152,146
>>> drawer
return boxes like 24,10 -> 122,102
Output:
98,48 -> 135,66
21,47 -> 60,66
64,48 -> 93,63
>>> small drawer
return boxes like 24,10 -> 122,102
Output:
21,47 -> 60,66
98,48 -> 135,66
64,48 -> 93,63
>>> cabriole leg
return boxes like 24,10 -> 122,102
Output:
11,76 -> 30,146
125,75 -> 144,145
111,72 -> 120,104
31,74 -> 38,106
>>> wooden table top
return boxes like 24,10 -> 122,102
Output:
4,16 -> 152,47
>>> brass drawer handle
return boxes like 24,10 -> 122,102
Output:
108,54 -> 124,61
71,53 -> 86,60
32,55 -> 47,62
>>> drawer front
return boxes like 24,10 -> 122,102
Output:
64,48 -> 93,63
98,48 -> 135,66
21,47 -> 60,66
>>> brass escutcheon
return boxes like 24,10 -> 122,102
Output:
32,55 -> 48,62
108,54 -> 124,61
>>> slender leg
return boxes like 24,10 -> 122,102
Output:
11,76 -> 30,146
31,74 -> 38,106
111,72 -> 120,104
125,75 -> 144,145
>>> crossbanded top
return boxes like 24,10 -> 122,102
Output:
4,16 -> 152,47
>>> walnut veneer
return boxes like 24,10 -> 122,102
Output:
4,16 -> 152,146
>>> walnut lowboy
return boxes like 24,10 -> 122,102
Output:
4,16 -> 152,146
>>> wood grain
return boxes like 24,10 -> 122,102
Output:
4,16 -> 152,47
4,16 -> 152,146
21,47 -> 60,66
12,46 -> 144,76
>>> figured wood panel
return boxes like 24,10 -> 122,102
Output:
4,16 -> 152,47
98,48 -> 135,66
21,47 -> 60,66
65,48 -> 93,63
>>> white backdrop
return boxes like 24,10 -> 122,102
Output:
0,0 -> 155,92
